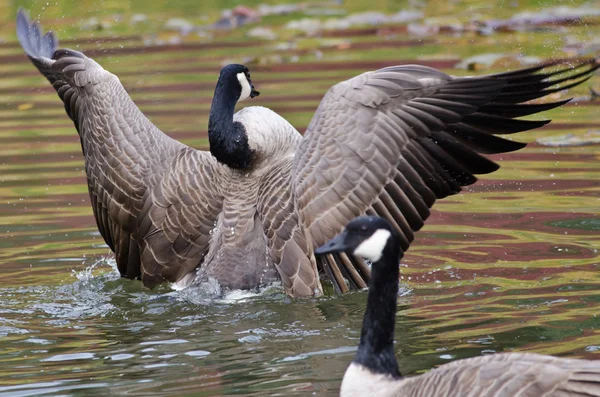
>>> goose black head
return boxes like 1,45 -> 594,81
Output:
315,216 -> 395,262
218,64 -> 260,102
209,64 -> 260,170
317,216 -> 402,379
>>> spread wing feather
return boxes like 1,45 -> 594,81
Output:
294,59 -> 599,292
17,9 -> 186,278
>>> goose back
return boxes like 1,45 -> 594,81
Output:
386,353 -> 600,397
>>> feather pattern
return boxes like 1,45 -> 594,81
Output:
18,9 -> 600,296
342,352 -> 600,397
396,353 -> 600,397
17,9 -> 185,279
294,60 -> 599,293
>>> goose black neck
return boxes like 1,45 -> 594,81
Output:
208,78 -> 253,169
354,239 -> 402,378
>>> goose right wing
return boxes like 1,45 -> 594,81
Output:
17,10 -> 186,277
293,59 -> 599,293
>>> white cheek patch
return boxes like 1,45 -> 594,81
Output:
353,229 -> 391,262
237,72 -> 251,102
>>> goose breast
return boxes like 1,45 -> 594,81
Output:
196,168 -> 280,290
233,106 -> 302,166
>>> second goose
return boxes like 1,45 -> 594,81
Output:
316,216 -> 600,397
17,9 -> 600,296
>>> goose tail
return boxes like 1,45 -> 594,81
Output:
555,366 -> 600,396
16,8 -> 58,82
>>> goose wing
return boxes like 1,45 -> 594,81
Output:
137,148 -> 225,288
293,59 -> 599,292
17,9 -> 187,278
398,352 -> 600,396
257,158 -> 322,296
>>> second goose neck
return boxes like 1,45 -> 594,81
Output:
354,241 -> 402,378
208,81 -> 253,169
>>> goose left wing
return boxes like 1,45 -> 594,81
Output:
17,9 -> 187,279
293,59 -> 599,292
137,148 -> 225,288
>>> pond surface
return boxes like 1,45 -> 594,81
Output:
0,0 -> 599,395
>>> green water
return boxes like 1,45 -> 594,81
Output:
0,0 -> 599,395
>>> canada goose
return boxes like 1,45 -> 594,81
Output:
316,216 -> 600,397
17,9 -> 600,297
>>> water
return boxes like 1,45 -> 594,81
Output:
1,0 -> 600,395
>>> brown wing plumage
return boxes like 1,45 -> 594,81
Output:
257,157 -> 322,296
17,9 -> 186,278
137,148 -> 225,288
398,352 -> 600,397
293,59 -> 599,292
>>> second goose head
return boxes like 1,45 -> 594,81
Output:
315,216 -> 400,263
208,64 -> 260,170
315,216 -> 403,394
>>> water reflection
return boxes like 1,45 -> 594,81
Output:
0,253 -> 597,395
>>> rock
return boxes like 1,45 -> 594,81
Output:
389,10 -> 424,23
214,6 -> 261,30
247,27 -> 278,40
80,17 -> 112,31
165,18 -> 195,35
285,18 -> 322,34
285,9 -> 423,33
323,18 -> 351,30
455,53 -> 542,71
258,4 -> 304,16
272,41 -> 297,51
232,5 -> 260,19
473,6 -> 600,33
407,23 -> 439,37
563,36 -> 600,57
196,30 -> 212,39
344,11 -> 389,26
512,5 -> 600,20
130,14 -> 148,25
305,8 -> 346,16
536,131 -> 600,147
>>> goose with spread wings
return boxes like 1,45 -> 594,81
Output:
17,9 -> 599,297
